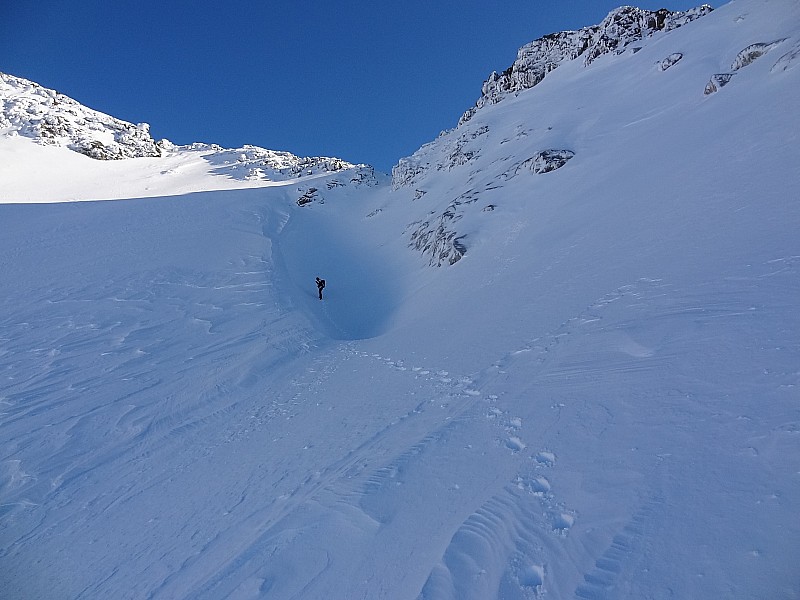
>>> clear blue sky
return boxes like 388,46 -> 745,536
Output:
1,0 -> 703,173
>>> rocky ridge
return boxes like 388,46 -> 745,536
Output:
0,72 -> 358,183
458,5 -> 714,126
391,3 -> 733,268
0,72 -> 163,160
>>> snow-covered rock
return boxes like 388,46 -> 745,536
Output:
198,144 -> 358,182
0,72 -> 164,159
458,5 -> 713,126
0,71 -> 362,185
704,38 -> 787,94
658,52 -> 684,71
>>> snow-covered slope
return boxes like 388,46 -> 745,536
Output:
1,1 -> 799,599
391,0 -> 800,267
0,72 -> 374,202
458,4 -> 714,125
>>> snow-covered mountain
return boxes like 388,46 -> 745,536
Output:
1,1 -> 799,599
0,72 -> 381,203
0,72 -> 371,198
391,1 -> 798,266
458,4 -> 714,125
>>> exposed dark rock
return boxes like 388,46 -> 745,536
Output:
349,165 -> 380,187
659,52 -> 684,71
704,40 -> 786,95
503,149 -> 575,179
731,40 -> 786,70
391,159 -> 428,190
407,215 -> 467,267
297,187 -> 320,206
704,73 -> 735,94
1,73 -> 163,159
391,125 -> 489,189
1,72 -> 365,179
524,149 -> 575,174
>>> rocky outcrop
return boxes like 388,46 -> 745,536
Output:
292,166 -> 380,208
459,5 -> 713,125
201,145 -> 356,181
731,40 -> 786,70
704,39 -> 786,94
391,124 -> 490,190
704,73 -> 735,95
297,187 -> 320,206
0,71 -> 365,183
348,165 -> 381,187
521,150 -> 575,175
406,213 -> 468,267
0,72 -> 163,159
658,52 -> 684,71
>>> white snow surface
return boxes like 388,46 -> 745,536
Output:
1,1 -> 799,598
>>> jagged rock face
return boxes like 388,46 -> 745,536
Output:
513,150 -> 575,176
0,72 -> 163,159
458,4 -> 713,125
392,4 -> 720,268
406,194 -> 471,267
402,144 -> 576,267
392,125 -> 490,190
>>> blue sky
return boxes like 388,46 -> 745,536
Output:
2,0 -> 703,172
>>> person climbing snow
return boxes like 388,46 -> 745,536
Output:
316,277 -> 326,300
